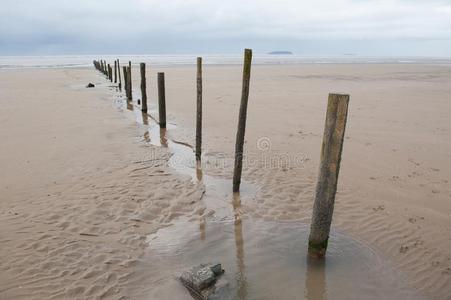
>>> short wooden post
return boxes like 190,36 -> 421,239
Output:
232,49 -> 252,193
127,63 -> 132,99
123,66 -> 128,95
114,60 -> 117,83
157,72 -> 166,128
100,60 -> 104,73
117,59 -> 122,89
308,93 -> 350,258
103,60 -> 107,75
140,63 -> 147,113
108,64 -> 112,82
196,57 -> 202,161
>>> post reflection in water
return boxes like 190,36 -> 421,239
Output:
143,131 -> 150,143
195,160 -> 203,181
159,128 -> 168,147
126,99 -> 133,111
199,217 -> 206,241
304,256 -> 327,300
233,192 -> 248,300
142,112 -> 149,125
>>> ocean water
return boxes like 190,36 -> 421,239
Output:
1,54 -> 451,69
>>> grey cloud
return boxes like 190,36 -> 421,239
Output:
0,0 -> 450,55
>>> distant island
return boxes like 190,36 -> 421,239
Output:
268,51 -> 293,55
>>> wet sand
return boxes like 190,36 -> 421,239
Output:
1,63 -> 451,299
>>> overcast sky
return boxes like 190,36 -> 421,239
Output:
1,0 -> 451,56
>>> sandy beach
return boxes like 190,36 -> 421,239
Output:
1,63 -> 451,299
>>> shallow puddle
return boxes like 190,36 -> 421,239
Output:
133,218 -> 419,300
109,84 -> 421,300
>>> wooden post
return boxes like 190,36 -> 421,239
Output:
100,60 -> 104,73
117,59 -> 122,89
196,57 -> 202,161
157,72 -> 166,128
108,64 -> 112,82
140,63 -> 147,113
232,49 -> 252,193
123,66 -> 128,96
103,60 -> 107,75
114,60 -> 117,83
308,93 -> 350,258
127,63 -> 132,99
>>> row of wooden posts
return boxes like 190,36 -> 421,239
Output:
92,50 -> 350,259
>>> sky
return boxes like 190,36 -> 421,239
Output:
1,0 -> 451,56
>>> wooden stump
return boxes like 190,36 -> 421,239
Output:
127,63 -> 132,99
157,72 -> 167,128
114,60 -> 117,83
140,63 -> 147,113
117,59 -> 122,89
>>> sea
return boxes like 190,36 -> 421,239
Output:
1,54 -> 451,69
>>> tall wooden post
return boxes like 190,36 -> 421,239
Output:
117,59 -> 122,89
232,49 -> 253,193
157,72 -> 166,128
308,93 -> 350,258
127,63 -> 132,99
196,57 -> 203,161
123,66 -> 128,96
114,60 -> 117,83
140,63 -> 147,113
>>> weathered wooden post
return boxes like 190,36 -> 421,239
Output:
123,66 -> 128,95
308,93 -> 350,258
114,60 -> 117,83
140,63 -> 147,113
157,72 -> 166,128
127,63 -> 132,99
232,49 -> 252,193
117,59 -> 122,89
108,64 -> 112,82
100,60 -> 104,73
196,57 -> 202,161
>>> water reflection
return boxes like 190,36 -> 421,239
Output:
233,192 -> 248,300
305,257 -> 326,300
126,99 -> 133,111
196,160 -> 203,181
142,112 -> 149,125
143,131 -> 150,143
199,217 -> 206,241
159,128 -> 168,147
